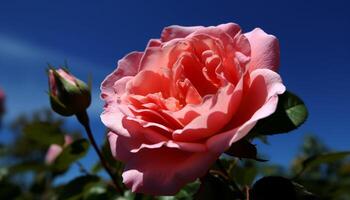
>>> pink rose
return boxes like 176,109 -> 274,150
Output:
45,135 -> 73,165
101,23 -> 285,195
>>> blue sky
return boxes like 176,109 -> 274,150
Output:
1,0 -> 350,179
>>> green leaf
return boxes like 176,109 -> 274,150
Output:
57,175 -> 100,200
251,176 -> 318,200
175,180 -> 200,200
0,168 -> 8,181
230,160 -> 258,186
90,162 -> 103,174
225,140 -> 267,161
194,174 -> 243,200
292,182 -> 320,200
259,164 -> 286,177
158,180 -> 200,200
52,139 -> 89,172
23,121 -> 65,146
115,190 -> 135,200
9,161 -> 46,174
83,182 -> 118,200
251,91 -> 308,135
298,151 -> 350,176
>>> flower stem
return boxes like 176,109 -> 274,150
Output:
216,159 -> 245,199
76,110 -> 123,194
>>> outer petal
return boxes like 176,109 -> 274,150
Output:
161,25 -> 204,42
244,28 -> 280,72
101,101 -> 138,137
108,131 -> 136,161
101,52 -> 143,101
207,69 -> 286,153
108,130 -> 213,195
122,145 -> 219,195
138,39 -> 193,72
161,23 -> 242,43
146,39 -> 162,48
217,22 -> 241,40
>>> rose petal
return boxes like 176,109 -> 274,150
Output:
101,104 -> 134,137
113,76 -> 133,97
122,146 -> 218,195
217,22 -> 241,39
129,140 -> 207,153
244,28 -> 280,72
108,132 -> 134,161
161,25 -> 204,42
127,70 -> 171,96
108,132 -> 218,195
146,39 -> 162,48
206,69 -> 285,153
101,52 -> 143,100
173,79 -> 243,142
139,39 -> 193,72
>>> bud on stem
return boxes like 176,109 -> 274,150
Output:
48,68 -> 91,116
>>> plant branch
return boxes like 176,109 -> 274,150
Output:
76,110 -> 123,194
216,159 -> 245,199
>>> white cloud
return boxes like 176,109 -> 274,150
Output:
0,34 -> 108,120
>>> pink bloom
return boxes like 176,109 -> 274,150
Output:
101,23 -> 285,195
45,135 -> 73,165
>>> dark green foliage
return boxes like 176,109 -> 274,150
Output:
225,140 -> 267,161
194,174 -> 242,200
57,175 -> 100,200
23,121 -> 65,146
299,151 -> 350,176
0,109 -> 84,199
250,176 -> 297,200
0,180 -> 21,200
291,136 -> 350,200
250,176 -> 319,200
52,139 -> 90,172
251,91 -> 308,135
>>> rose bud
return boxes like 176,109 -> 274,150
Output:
48,68 -> 91,116
45,135 -> 73,165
